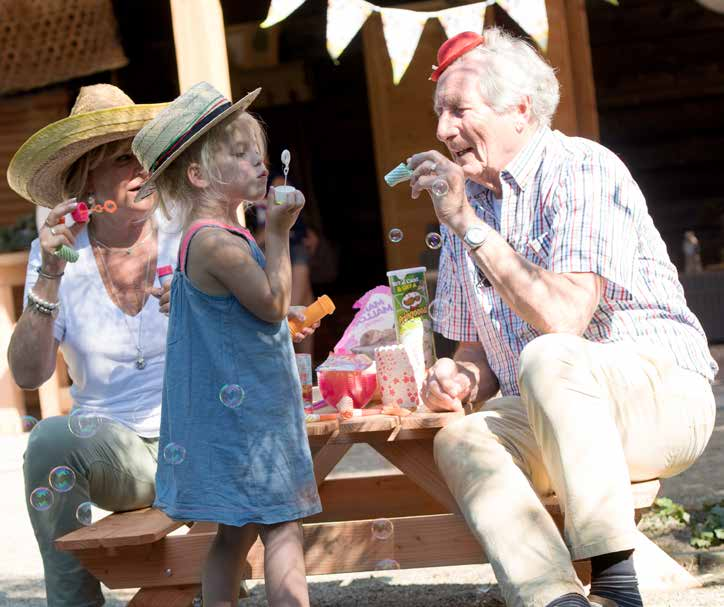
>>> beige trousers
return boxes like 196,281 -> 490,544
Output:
433,333 -> 716,607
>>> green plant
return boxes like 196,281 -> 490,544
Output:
652,497 -> 691,525
690,502 -> 724,549
0,214 -> 37,253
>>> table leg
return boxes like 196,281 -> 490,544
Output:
370,439 -> 460,514
313,442 -> 351,485
127,584 -> 200,607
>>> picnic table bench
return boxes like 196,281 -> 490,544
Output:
56,409 -> 663,606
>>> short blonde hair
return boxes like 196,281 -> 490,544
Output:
154,111 -> 267,230
62,138 -> 133,200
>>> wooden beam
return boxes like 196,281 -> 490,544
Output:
309,473 -> 449,523
128,584 -> 200,607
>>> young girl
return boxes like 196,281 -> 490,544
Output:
132,83 -> 321,607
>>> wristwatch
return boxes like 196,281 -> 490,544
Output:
463,224 -> 492,251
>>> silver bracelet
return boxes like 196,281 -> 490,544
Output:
27,289 -> 60,316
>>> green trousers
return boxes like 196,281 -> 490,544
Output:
23,415 -> 158,607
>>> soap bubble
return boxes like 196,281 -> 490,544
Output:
49,466 -> 76,493
76,501 -> 97,526
375,559 -> 400,570
371,518 -> 393,540
425,232 -> 442,250
30,487 -> 54,511
428,298 -> 451,323
68,409 -> 101,438
388,228 -> 403,243
21,415 -> 38,432
219,384 -> 245,409
431,178 -> 449,197
163,442 -> 187,465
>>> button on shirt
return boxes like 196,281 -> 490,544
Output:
434,126 -> 718,396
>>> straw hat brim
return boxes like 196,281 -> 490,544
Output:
7,103 -> 168,209
136,88 -> 261,201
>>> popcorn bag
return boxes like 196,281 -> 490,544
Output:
375,345 -> 425,410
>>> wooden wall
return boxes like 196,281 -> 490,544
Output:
586,0 -> 724,268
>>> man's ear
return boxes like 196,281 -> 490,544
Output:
187,163 -> 208,189
515,95 -> 533,129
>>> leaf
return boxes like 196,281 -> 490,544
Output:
655,497 -> 674,509
715,528 -> 724,540
691,537 -> 711,548
683,512 -> 691,524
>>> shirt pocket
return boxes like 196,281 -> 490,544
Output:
523,231 -> 552,267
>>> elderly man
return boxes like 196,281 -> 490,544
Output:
408,28 -> 717,607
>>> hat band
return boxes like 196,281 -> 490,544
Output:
150,99 -> 232,172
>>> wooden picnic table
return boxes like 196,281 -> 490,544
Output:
56,408 -> 661,607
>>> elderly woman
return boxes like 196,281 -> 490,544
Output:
7,84 -> 315,607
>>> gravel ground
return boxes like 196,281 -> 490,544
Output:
2,360 -> 723,606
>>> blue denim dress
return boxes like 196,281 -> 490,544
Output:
154,220 -> 321,526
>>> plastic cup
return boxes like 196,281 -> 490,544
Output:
274,185 -> 296,205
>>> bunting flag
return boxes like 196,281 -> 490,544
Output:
260,0 -> 306,29
437,2 -> 487,39
380,7 -> 429,84
326,0 -> 375,61
496,0 -> 549,51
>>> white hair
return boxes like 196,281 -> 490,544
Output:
467,27 -> 560,127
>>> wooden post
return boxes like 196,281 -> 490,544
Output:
0,250 -> 29,434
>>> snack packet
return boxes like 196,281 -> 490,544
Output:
334,286 -> 396,356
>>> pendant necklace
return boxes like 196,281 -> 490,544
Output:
92,224 -> 155,370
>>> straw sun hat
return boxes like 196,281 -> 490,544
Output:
7,84 -> 167,209
132,82 -> 261,201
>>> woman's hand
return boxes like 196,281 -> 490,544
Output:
406,151 -> 475,234
421,358 -> 471,412
265,187 -> 305,236
39,200 -> 85,274
288,306 -> 319,343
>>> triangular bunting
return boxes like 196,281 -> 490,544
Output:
496,0 -> 549,52
326,0 -> 375,62
380,7 -> 429,85
437,2 -> 487,39
260,0 -> 307,29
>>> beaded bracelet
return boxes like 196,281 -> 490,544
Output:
27,289 -> 60,316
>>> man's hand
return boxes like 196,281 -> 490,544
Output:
288,306 -> 320,343
421,357 -> 472,412
150,282 -> 171,315
407,150 -> 476,234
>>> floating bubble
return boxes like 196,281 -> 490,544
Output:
431,178 -> 449,197
49,466 -> 76,493
375,559 -> 400,571
68,409 -> 101,438
76,501 -> 97,526
428,298 -> 451,323
163,442 -> 187,465
388,228 -> 403,243
30,487 -> 54,511
219,384 -> 245,409
371,518 -> 393,540
425,232 -> 442,250
21,415 -> 38,432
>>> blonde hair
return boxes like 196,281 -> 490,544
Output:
153,111 -> 267,230
62,138 -> 133,200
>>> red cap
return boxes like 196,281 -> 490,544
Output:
70,202 -> 89,223
430,32 -> 485,82
157,265 -> 173,278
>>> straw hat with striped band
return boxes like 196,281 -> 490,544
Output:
132,82 -> 261,201
7,84 -> 167,209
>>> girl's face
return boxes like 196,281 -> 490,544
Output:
88,140 -> 152,212
213,126 -> 269,203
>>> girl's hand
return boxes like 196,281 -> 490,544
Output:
265,187 -> 305,236
39,200 -> 85,274
149,282 -> 171,316
288,306 -> 320,343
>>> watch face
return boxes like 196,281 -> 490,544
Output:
466,226 -> 488,245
